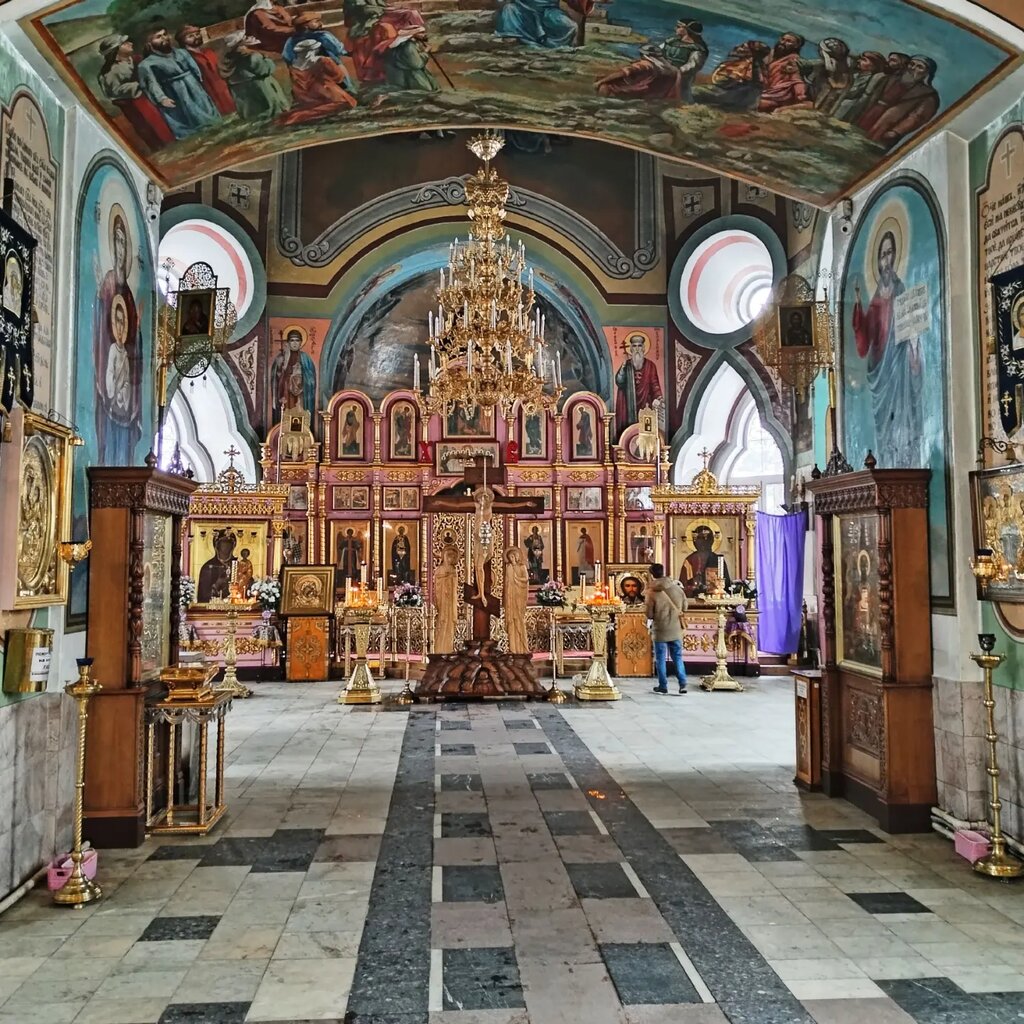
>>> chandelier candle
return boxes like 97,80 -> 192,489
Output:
414,131 -> 565,417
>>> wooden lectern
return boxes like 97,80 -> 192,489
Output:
84,464 -> 198,847
805,466 -> 936,832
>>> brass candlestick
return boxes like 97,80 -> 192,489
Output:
698,592 -> 745,693
574,598 -> 622,701
547,607 -> 567,703
395,606 -> 418,705
216,605 -> 253,699
341,608 -> 382,704
54,659 -> 102,908
970,634 -> 1023,879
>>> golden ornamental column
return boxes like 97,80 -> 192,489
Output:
553,479 -> 563,582
372,412 -> 383,466
616,483 -> 626,563
270,519 -> 286,573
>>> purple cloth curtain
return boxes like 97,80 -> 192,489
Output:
755,510 -> 807,655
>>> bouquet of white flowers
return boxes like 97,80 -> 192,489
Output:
249,576 -> 281,612
393,582 -> 423,607
179,576 -> 196,609
537,579 -> 567,607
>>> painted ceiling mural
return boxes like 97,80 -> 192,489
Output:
19,0 -> 1019,203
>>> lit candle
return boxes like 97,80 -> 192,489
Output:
361,561 -> 368,585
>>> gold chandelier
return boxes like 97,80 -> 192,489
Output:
414,132 -> 563,417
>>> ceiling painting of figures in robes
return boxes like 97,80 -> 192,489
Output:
21,0 -> 1018,203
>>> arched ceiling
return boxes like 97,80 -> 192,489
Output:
6,0 -> 1022,205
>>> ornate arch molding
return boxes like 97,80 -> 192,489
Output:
669,349 -> 794,485
277,149 -> 659,280
318,223 -> 613,406
166,358 -> 263,470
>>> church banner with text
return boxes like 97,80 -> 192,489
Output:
992,264 -> 1024,439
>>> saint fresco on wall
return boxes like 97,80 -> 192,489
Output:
25,0 -> 1013,204
840,179 -> 951,604
69,159 -> 153,626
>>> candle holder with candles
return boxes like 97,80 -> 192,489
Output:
339,576 -> 385,704
574,574 -> 623,702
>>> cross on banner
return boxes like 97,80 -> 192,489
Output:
1001,140 -> 1018,178
682,192 -> 702,216
1002,391 -> 1013,417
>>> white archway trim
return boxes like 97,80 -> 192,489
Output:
672,362 -> 785,513
158,372 -> 256,483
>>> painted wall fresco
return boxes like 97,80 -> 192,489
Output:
25,0 -> 1015,203
69,158 -> 154,625
840,179 -> 951,603
324,266 -> 602,406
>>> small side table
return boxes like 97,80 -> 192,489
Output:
792,668 -> 822,790
146,691 -> 232,835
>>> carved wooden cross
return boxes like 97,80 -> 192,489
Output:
423,454 -> 543,640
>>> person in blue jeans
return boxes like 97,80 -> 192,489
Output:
644,562 -> 688,693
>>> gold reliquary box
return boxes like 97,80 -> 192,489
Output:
159,663 -> 218,702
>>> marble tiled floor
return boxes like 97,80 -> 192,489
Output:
2,678 -> 1024,1024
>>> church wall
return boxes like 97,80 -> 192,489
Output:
0,25 -> 160,901
965,89 -> 1024,841
171,138 -> 816,500
834,128 -> 988,832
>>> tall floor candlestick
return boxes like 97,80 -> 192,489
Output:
54,659 -> 102,907
970,635 -> 1023,879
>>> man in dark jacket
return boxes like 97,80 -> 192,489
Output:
645,563 -> 688,694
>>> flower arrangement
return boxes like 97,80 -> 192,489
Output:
536,579 -> 566,607
179,576 -> 196,609
249,576 -> 281,612
393,582 -> 423,608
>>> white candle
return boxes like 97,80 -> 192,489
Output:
345,577 -> 350,604
467,341 -> 473,374
555,352 -> 562,387
361,562 -> 368,585
506,342 -> 512,373
377,576 -> 384,603
414,355 -> 421,391
439,268 -> 444,291
595,561 -> 602,584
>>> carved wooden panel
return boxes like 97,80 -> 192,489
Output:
287,616 -> 330,681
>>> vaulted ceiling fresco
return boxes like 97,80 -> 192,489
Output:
16,0 -> 1021,204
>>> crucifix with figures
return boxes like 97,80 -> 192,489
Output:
423,454 -> 542,641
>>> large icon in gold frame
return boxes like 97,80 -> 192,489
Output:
9,412 -> 75,607
188,521 -> 268,604
669,514 -> 738,598
280,564 -> 334,616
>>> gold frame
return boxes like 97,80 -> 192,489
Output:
175,287 -> 215,338
382,518 -> 420,585
12,412 -> 75,608
606,562 -> 651,608
337,399 -> 366,460
280,564 -> 335,616
564,518 -> 604,585
388,399 -> 418,461
515,518 -> 554,587
188,520 -> 269,605
519,407 -> 548,460
833,513 -> 884,679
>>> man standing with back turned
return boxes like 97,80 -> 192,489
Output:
646,563 -> 688,694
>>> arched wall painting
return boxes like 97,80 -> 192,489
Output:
840,180 -> 951,604
68,160 -> 154,627
24,0 -> 1015,204
327,270 -> 599,403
